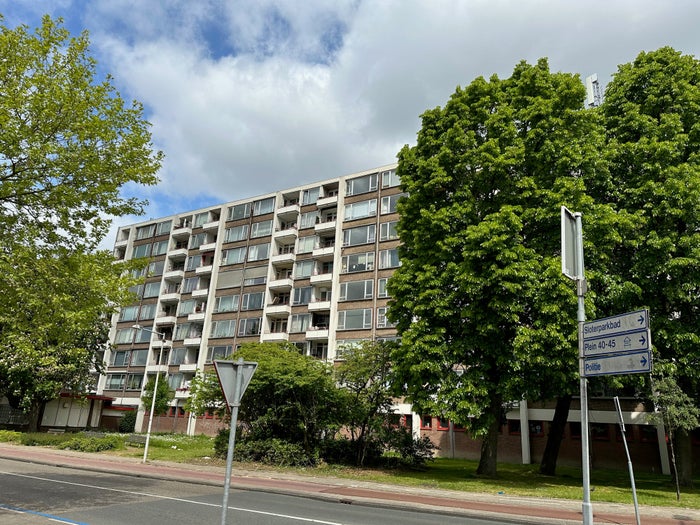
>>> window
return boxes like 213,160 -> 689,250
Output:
295,260 -> 314,278
241,292 -> 264,311
190,232 -> 208,249
143,281 -> 161,298
111,350 -> 130,367
420,415 -> 433,430
146,260 -> 165,277
591,423 -> 610,441
346,173 -> 378,196
138,303 -> 157,320
105,374 -> 142,390
341,252 -> 375,273
508,420 -> 521,435
186,254 -> 203,271
437,418 -> 450,431
210,319 -> 236,338
214,294 -> 240,312
297,236 -> 316,254
136,224 -> 156,240
194,212 -> 209,227
222,247 -> 246,265
225,225 -> 249,243
238,317 -> 261,336
379,248 -> 400,269
251,220 -> 273,238
119,306 -> 139,322
182,277 -> 199,293
292,286 -> 313,305
253,197 -> 275,216
130,350 -> 147,366
529,421 -> 544,437
228,202 -> 250,220
175,322 -> 202,340
302,187 -> 320,205
244,266 -> 268,286
170,347 -> 188,365
156,220 -> 172,236
344,199 -> 377,221
339,280 -> 373,301
379,221 -> 398,241
179,299 -> 196,316
381,169 -> 400,188
343,224 -> 376,246
217,270 -> 243,289
300,211 -> 318,229
151,240 -> 169,256
377,307 -> 395,328
168,373 -> 185,390
378,278 -> 389,298
290,314 -> 311,333
132,243 -> 151,258
337,309 -> 372,330
569,422 -> 582,440
207,345 -> 233,362
247,243 -> 270,262
380,193 -> 406,214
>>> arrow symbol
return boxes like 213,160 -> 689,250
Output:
638,314 -> 645,326
639,335 -> 646,346
640,355 -> 648,367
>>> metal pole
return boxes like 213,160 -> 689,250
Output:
221,358 -> 244,525
575,212 -> 593,525
134,326 -> 166,464
615,397 -> 641,525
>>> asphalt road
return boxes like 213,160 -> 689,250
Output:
0,458 -> 512,525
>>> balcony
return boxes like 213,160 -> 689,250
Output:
188,312 -> 206,322
179,363 -> 198,373
262,332 -> 289,342
200,242 -> 217,252
192,288 -> 209,298
310,272 -> 333,285
154,315 -> 177,326
271,252 -> 295,265
268,277 -> 294,290
308,300 -> 331,311
276,203 -> 300,218
160,290 -> 181,303
273,227 -> 298,243
146,364 -> 168,374
168,247 -> 188,261
316,195 -> 338,209
312,246 -> 334,259
314,220 -> 336,234
115,237 -> 128,249
202,220 -> 220,232
171,225 -> 192,239
174,388 -> 191,399
305,328 -> 329,340
195,264 -> 213,276
266,304 -> 291,317
183,336 -> 202,347
163,269 -> 185,281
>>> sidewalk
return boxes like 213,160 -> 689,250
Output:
0,443 -> 698,525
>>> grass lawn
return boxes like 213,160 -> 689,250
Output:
2,430 -> 698,509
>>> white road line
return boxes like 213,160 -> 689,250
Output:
0,470 -> 343,525
0,503 -> 89,524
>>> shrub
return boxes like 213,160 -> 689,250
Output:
0,430 -> 22,443
235,438 -> 317,467
118,410 -> 137,433
20,433 -> 71,447
382,426 -> 438,469
60,435 -> 121,452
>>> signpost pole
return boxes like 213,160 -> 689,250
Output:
573,212 -> 593,525
221,358 -> 244,525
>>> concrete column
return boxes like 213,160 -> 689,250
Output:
520,400 -> 531,464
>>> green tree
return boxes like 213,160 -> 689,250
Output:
597,47 -> 700,486
335,340 -> 395,466
141,373 -> 175,424
0,15 -> 161,250
388,58 -> 608,477
0,246 -> 138,431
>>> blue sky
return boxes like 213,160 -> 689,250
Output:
1,1 -> 699,248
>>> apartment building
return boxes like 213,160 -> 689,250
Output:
98,163 -> 403,434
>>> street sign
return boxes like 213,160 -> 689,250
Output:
583,309 -> 648,340
213,359 -> 257,407
583,328 -> 650,357
582,349 -> 652,377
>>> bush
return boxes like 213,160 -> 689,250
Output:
235,438 -> 317,467
118,410 -> 137,433
0,430 -> 22,443
383,426 -> 438,469
59,435 -> 121,452
20,433 -> 72,447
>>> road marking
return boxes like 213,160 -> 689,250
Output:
0,471 -> 342,524
0,503 -> 89,524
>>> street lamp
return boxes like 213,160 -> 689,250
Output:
132,324 -> 167,463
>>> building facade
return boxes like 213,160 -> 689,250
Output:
98,163 -> 403,434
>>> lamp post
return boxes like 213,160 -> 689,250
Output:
132,324 -> 166,463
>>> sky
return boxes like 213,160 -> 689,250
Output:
1,1 -> 699,249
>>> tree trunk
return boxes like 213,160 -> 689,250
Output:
675,428 -> 693,488
539,394 -> 572,476
26,400 -> 44,433
476,396 -> 501,477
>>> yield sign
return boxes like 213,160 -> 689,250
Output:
213,359 -> 257,407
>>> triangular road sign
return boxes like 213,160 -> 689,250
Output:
213,359 -> 257,407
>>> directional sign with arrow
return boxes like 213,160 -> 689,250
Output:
583,350 -> 652,377
583,328 -> 650,357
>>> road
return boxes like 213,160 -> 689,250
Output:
0,458 -> 511,525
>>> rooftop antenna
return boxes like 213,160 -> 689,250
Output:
585,74 -> 602,108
